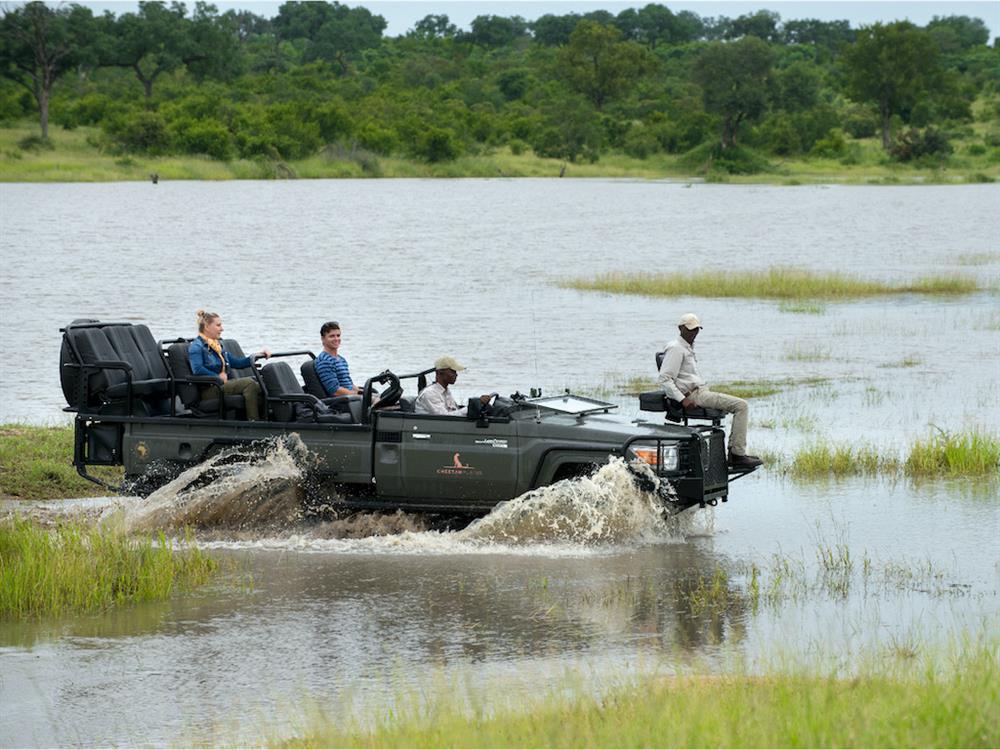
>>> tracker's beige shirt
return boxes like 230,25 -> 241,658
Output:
414,382 -> 466,415
657,337 -> 706,402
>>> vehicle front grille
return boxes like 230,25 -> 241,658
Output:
704,430 -> 728,487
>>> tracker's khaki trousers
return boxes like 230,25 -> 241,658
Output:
689,387 -> 749,456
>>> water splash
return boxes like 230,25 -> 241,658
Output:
458,458 -> 683,545
94,439 -> 705,551
114,436 -> 309,533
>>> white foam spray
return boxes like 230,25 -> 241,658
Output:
94,439 -> 710,553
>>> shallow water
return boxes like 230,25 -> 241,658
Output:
1,180 -> 998,747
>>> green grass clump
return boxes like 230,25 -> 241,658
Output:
0,518 -> 217,619
561,267 -> 980,301
791,442 -> 895,478
273,645 -> 999,748
712,380 -> 783,399
0,424 -> 122,500
787,430 -> 999,480
905,429 -> 1000,478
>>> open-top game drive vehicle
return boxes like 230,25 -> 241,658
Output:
60,320 -> 757,515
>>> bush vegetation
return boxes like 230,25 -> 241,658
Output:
1,3 -> 998,179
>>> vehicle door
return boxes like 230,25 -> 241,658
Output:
375,411 -> 519,503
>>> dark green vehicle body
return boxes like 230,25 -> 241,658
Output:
63,321 -> 746,514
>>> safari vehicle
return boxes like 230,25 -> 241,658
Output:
60,320 -> 756,515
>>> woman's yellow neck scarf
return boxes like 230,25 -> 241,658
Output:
199,333 -> 225,364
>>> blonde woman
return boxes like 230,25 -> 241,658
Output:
187,310 -> 271,420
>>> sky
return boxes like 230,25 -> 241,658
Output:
48,1 -> 1000,39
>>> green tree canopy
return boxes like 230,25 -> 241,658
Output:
841,22 -> 944,148
0,1 -> 97,137
693,36 -> 775,148
555,20 -> 656,110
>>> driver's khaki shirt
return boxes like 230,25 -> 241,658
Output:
658,337 -> 706,402
414,382 -> 466,415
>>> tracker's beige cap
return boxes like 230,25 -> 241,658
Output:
679,313 -> 702,330
434,356 -> 466,371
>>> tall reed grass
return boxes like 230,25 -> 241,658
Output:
561,267 -> 980,300
905,428 -> 1000,477
787,429 -> 999,479
271,643 -> 999,748
0,518 -> 217,619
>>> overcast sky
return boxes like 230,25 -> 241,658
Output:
53,1 -> 1000,39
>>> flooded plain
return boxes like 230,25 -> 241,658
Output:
1,179 -> 998,746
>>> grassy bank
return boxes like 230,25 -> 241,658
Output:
0,517 -> 217,619
563,267 -> 982,301
0,424 -> 122,500
270,645 -> 998,748
3,122 -> 1000,183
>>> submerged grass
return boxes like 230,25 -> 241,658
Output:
561,267 -> 981,301
0,517 -> 218,619
272,643 -> 999,748
0,424 -> 122,499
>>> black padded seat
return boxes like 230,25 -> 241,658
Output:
300,359 -> 363,421
222,338 -> 256,379
261,362 -> 353,424
61,322 -> 170,414
165,341 -> 245,418
300,359 -> 327,399
644,349 -> 726,425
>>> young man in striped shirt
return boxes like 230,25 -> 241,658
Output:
316,321 -> 361,397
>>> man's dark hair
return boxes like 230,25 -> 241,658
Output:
320,321 -> 341,336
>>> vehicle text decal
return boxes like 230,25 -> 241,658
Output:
436,453 -> 483,476
474,438 -> 508,449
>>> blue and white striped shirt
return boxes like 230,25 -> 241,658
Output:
315,351 -> 355,395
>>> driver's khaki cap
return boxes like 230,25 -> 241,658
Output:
434,356 -> 466,372
679,313 -> 702,330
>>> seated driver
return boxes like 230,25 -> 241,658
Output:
414,356 -> 492,416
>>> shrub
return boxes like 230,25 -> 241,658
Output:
356,123 -> 397,155
890,127 -> 953,163
17,135 -> 53,152
680,141 -> 771,175
169,118 -> 235,160
842,109 -> 878,139
104,110 -> 170,155
966,143 -> 986,155
414,126 -> 460,162
508,138 -> 527,155
810,129 -> 848,158
623,127 -> 660,159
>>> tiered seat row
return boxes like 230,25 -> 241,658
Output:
59,320 -> 363,423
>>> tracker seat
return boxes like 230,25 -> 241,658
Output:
638,350 -> 726,426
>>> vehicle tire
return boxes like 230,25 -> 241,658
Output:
121,461 -> 184,498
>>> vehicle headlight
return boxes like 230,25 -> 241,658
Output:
627,441 -> 680,472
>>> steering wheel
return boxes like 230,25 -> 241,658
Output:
363,370 -> 401,419
477,392 -> 499,418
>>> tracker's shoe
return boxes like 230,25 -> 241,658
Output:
729,452 -> 763,469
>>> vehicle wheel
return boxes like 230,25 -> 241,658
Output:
121,461 -> 184,498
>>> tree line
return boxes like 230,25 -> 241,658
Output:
1,1 -> 997,171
